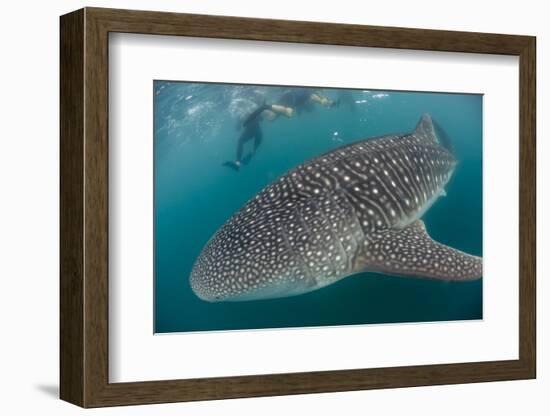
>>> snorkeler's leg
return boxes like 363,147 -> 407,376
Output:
223,136 -> 245,171
242,127 -> 262,166
236,136 -> 245,163
253,128 -> 263,153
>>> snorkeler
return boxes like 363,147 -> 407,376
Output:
276,88 -> 337,114
223,102 -> 293,171
223,88 -> 337,171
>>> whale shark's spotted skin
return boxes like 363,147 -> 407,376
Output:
191,114 -> 482,302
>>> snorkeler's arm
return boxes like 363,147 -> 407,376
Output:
310,93 -> 333,107
270,104 -> 293,117
243,103 -> 271,127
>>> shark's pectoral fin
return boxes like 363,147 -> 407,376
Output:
357,220 -> 482,281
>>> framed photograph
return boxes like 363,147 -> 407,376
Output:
60,7 -> 536,408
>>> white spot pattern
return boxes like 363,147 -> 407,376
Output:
190,114 -> 480,302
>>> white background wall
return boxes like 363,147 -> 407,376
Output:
0,0 -> 545,414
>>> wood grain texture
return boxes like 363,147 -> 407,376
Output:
59,7 -> 537,408
87,7 -> 532,54
83,10 -> 110,406
518,38 -> 536,375
59,8 -> 84,407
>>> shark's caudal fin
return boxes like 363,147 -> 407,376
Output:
358,220 -> 482,281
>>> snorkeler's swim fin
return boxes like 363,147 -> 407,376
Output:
223,161 -> 241,171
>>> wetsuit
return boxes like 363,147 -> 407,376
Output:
224,103 -> 269,170
277,88 -> 314,114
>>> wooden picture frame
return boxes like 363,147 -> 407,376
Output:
60,7 -> 536,408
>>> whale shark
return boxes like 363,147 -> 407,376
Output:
190,114 -> 482,302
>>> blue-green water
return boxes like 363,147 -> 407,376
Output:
154,81 -> 482,333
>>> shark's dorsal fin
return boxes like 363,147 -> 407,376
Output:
355,220 -> 482,281
413,113 -> 438,145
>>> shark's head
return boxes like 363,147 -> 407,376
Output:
189,237 -> 247,302
189,204 -> 315,302
190,249 -> 312,303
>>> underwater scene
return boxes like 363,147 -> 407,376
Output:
154,81 -> 483,333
